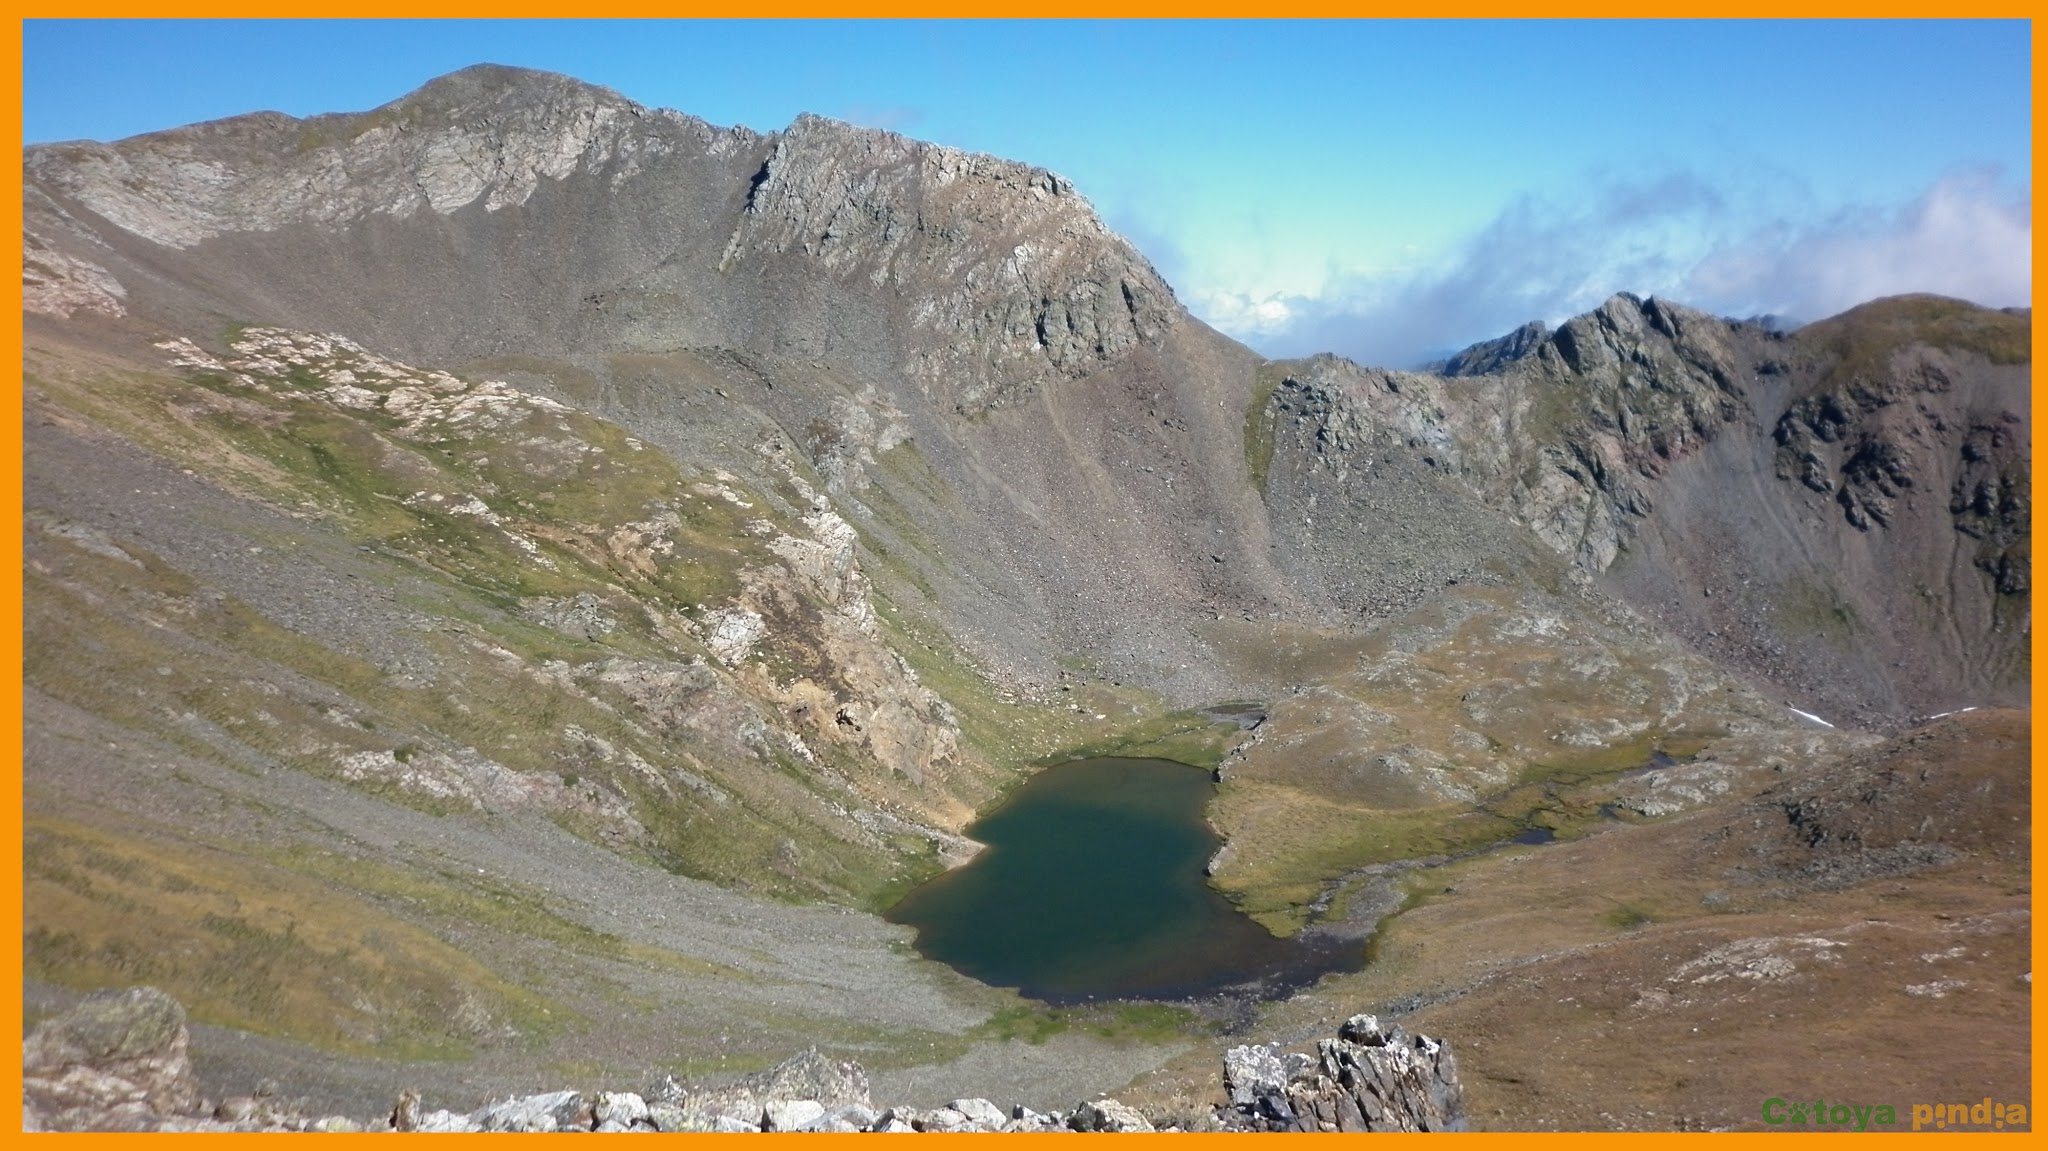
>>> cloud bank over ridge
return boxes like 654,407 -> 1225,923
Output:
1192,168 -> 2031,370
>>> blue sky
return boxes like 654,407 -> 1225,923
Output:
22,19 -> 2032,366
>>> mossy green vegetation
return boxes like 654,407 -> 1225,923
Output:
1214,731 -> 1717,935
1768,571 -> 1864,648
1242,361 -> 1287,493
1798,294 -> 2031,390
1041,708 -> 1242,771
972,1001 -> 1208,1047
1603,901 -> 1658,930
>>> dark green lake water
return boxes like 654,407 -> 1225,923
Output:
886,757 -> 1361,1002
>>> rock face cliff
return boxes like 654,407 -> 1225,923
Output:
722,111 -> 1179,413
1253,293 -> 2029,724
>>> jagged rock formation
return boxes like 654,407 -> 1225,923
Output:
723,112 -> 1179,413
1254,292 -> 2029,724
1436,319 -> 1548,377
25,64 -> 1174,418
104,324 -> 986,893
1218,1014 -> 1466,1132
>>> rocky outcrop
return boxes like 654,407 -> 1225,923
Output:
1438,319 -> 1547,377
397,1016 -> 1462,1134
1950,414 -> 2029,595
395,1047 -> 1130,1133
139,323 -> 978,882
21,229 -> 125,318
1216,1014 -> 1467,1132
1266,293 -> 1749,575
721,113 -> 1178,412
22,987 -> 200,1130
1257,292 -> 2028,720
22,988 -> 359,1133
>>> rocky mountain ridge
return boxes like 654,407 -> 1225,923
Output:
1254,291 -> 2028,724
27,64 -> 1176,416
26,65 -> 2025,722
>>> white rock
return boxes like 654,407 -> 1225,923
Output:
1224,1044 -> 1289,1105
949,1098 -> 1007,1127
824,1104 -> 880,1130
761,1099 -> 826,1132
595,1092 -> 649,1128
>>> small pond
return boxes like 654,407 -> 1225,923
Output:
887,756 -> 1361,1002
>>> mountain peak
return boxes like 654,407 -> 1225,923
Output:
389,62 -> 644,121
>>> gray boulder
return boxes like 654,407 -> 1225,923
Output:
21,987 -> 201,1129
1217,1016 -> 1466,1132
948,1097 -> 1008,1127
761,1098 -> 827,1131
473,1089 -> 590,1132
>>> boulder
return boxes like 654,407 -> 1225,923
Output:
761,1098 -> 827,1131
594,1091 -> 650,1129
949,1097 -> 1008,1127
1217,1016 -> 1466,1132
21,987 -> 201,1129
472,1089 -> 589,1132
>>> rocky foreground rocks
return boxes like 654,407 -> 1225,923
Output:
23,988 -> 1464,1133
1217,1014 -> 1466,1132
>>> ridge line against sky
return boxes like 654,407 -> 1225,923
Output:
21,18 -> 2032,366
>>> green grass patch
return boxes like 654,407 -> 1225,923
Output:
1215,732 -> 1718,934
1243,362 -> 1286,493
972,1000 -> 1207,1047
1768,570 -> 1864,648
23,813 -> 560,1060
264,846 -> 744,982
1603,902 -> 1658,930
1041,708 -> 1242,771
1798,294 -> 2031,391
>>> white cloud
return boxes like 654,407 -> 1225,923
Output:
1188,289 -> 1295,338
1690,170 -> 2031,322
1192,169 -> 2031,369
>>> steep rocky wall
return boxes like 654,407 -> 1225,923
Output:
1256,293 -> 2029,721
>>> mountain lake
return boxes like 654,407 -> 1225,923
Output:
887,756 -> 1363,1002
